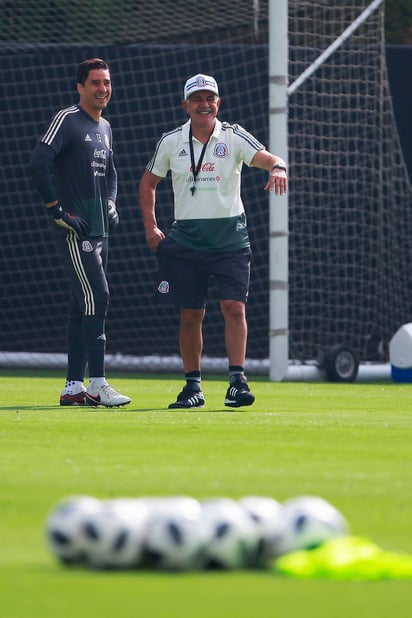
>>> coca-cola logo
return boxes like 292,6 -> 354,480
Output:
190,162 -> 215,172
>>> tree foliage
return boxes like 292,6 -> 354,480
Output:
385,0 -> 412,44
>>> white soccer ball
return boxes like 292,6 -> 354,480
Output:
275,495 -> 350,556
80,498 -> 150,569
201,498 -> 259,570
45,495 -> 102,565
238,495 -> 286,566
143,496 -> 211,571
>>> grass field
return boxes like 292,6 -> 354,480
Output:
1,368 -> 412,617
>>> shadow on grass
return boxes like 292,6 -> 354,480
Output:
0,405 -> 236,413
0,405 -> 162,412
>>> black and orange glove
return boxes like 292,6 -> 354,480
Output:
48,204 -> 89,238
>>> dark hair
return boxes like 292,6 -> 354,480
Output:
76,58 -> 109,86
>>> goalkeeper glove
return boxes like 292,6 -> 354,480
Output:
48,204 -> 89,238
108,199 -> 119,230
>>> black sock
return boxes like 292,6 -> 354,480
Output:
229,366 -> 245,384
185,370 -> 201,390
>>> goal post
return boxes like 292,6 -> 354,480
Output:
269,0 -> 289,381
268,0 -> 386,381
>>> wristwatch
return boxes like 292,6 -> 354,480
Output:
272,164 -> 287,172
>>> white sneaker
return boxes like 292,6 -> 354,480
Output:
85,384 -> 131,408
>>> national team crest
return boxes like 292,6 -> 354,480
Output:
82,240 -> 93,252
214,143 -> 228,158
196,76 -> 207,88
158,281 -> 170,294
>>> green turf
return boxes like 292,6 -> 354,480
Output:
1,369 -> 412,617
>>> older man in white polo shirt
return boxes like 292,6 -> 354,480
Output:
139,73 -> 287,409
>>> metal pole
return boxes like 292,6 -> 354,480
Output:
268,0 -> 289,381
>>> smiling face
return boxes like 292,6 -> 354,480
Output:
77,68 -> 112,120
183,90 -> 221,134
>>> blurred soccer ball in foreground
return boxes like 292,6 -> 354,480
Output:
238,495 -> 286,566
80,498 -> 150,569
201,498 -> 259,569
45,493 -> 351,570
143,496 -> 211,571
275,495 -> 350,555
46,495 -> 102,565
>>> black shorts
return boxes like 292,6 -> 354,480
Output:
155,236 -> 251,308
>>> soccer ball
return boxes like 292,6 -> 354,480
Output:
143,496 -> 211,571
275,495 -> 350,556
201,498 -> 259,570
238,496 -> 286,567
79,498 -> 150,569
45,495 -> 102,565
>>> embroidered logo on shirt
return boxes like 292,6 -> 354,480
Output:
213,143 -> 229,158
178,149 -> 188,157
158,281 -> 170,294
84,134 -> 92,142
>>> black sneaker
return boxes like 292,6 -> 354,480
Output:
168,385 -> 205,409
224,380 -> 255,408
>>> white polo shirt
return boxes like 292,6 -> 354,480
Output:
147,119 -> 265,251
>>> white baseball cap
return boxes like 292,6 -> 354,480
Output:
183,73 -> 219,100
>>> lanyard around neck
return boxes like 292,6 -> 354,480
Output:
189,125 -> 213,196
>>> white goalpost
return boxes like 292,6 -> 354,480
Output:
268,0 -> 289,381
268,0 -> 388,382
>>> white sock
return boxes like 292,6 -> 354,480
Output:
88,377 -> 108,391
64,380 -> 85,394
